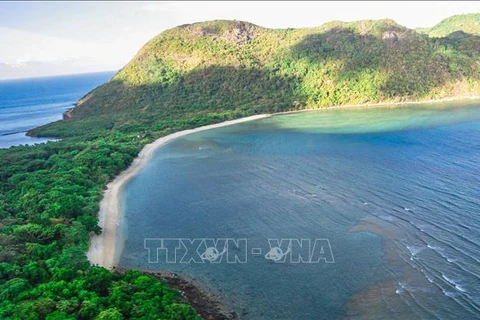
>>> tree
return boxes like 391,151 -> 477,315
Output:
95,308 -> 123,320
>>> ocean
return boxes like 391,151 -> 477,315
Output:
0,71 -> 115,148
119,100 -> 480,319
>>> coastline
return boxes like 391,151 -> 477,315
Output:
86,114 -> 270,269
84,95 -> 480,317
276,94 -> 480,115
86,94 -> 480,269
114,267 -> 238,320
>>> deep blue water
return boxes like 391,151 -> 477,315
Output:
119,101 -> 480,319
0,71 -> 115,148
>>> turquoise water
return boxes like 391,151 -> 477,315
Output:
119,101 -> 480,319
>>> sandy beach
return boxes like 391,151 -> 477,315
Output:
273,94 -> 480,115
87,94 -> 480,269
86,114 -> 270,268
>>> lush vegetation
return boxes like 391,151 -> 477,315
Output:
417,13 -> 480,37
0,135 -> 201,319
70,17 -> 480,122
1,15 -> 480,319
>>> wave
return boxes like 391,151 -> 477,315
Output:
407,245 -> 426,257
442,274 -> 468,293
422,243 -> 480,283
427,244 -> 443,251
442,289 -> 457,299
405,219 -> 480,267
426,244 -> 456,262
377,214 -> 395,222
395,280 -> 435,296
431,246 -> 457,263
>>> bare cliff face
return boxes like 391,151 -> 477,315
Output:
219,21 -> 255,45
183,20 -> 257,45
382,31 -> 399,44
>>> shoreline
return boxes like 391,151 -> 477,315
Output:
85,95 -> 480,316
276,94 -> 480,115
87,94 -> 480,269
86,114 -> 270,269
114,267 -> 237,319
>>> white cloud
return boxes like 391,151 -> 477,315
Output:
0,27 -> 127,79
2,1 -> 480,79
0,23 -> 170,79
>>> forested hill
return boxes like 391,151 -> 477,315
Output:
68,16 -> 480,124
417,13 -> 480,37
2,15 -> 479,320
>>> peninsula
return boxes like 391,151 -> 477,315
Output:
2,13 -> 480,319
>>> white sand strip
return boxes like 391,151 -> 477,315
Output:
86,114 -> 270,269
87,94 -> 480,269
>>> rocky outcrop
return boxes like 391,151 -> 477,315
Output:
63,108 -> 74,120
219,21 -> 255,45
186,21 -> 256,45
382,31 -> 399,44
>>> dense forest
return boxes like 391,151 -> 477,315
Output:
417,13 -> 480,37
69,15 -> 480,121
1,15 -> 480,319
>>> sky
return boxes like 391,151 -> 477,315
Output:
1,1 -> 480,80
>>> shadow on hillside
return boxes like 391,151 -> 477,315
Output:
31,66 -> 308,137
291,26 -> 480,98
439,31 -> 480,57
31,25 -> 480,138
292,26 -> 386,72
71,66 -> 308,119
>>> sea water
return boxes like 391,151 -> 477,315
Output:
119,100 -> 480,319
0,71 -> 114,148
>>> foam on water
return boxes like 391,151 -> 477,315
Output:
120,101 -> 480,319
443,274 -> 468,293
407,245 -> 426,257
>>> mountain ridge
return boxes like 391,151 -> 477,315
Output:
2,13 -> 480,320
417,13 -> 480,37
68,15 -> 480,126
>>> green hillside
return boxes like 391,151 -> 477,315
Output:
67,18 -> 480,125
418,13 -> 480,37
2,16 -> 480,320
